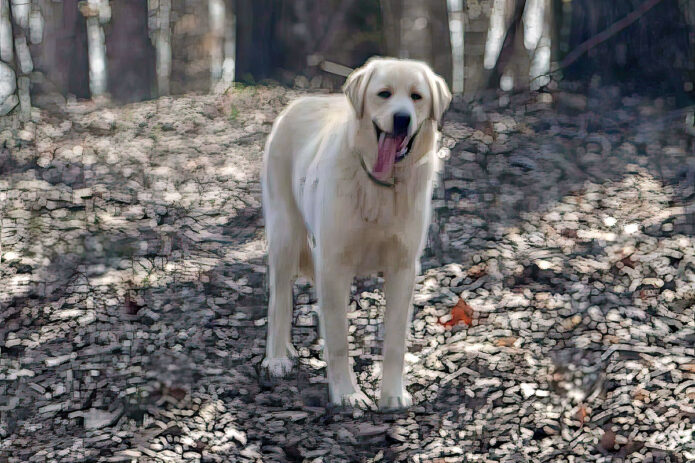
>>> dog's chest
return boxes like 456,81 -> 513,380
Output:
336,166 -> 432,272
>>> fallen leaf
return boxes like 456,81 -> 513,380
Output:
561,228 -> 578,238
599,429 -> 617,452
467,264 -> 487,279
483,120 -> 496,140
495,336 -> 518,347
617,439 -> 644,458
632,387 -> 649,402
166,386 -> 187,401
124,291 -> 145,315
576,404 -> 589,427
620,256 -> 636,269
440,298 -> 474,328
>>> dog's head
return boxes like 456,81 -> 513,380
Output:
343,57 -> 451,181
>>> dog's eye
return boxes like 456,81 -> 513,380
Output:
411,93 -> 422,101
377,90 -> 392,99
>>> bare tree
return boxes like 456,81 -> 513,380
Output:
380,0 -> 452,85
0,0 -> 17,116
78,0 -> 109,99
149,0 -> 171,96
485,0 -> 527,90
106,0 -> 155,102
8,0 -> 32,118
463,0 -> 493,94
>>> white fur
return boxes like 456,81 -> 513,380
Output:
261,58 -> 451,410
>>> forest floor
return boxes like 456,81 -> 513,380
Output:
0,85 -> 694,463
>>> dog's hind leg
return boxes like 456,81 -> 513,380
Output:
261,156 -> 303,378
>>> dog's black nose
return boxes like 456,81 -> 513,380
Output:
393,112 -> 411,136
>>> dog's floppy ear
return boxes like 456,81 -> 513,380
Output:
343,59 -> 377,119
427,70 -> 452,126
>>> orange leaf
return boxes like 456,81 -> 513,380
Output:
467,264 -> 487,279
495,336 -> 518,347
440,298 -> 474,328
576,404 -> 589,427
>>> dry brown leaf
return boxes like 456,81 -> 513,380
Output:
633,387 -> 649,402
495,336 -> 518,347
467,264 -> 487,279
124,291 -> 145,315
599,429 -> 617,452
576,404 -> 589,427
561,228 -> 578,238
440,297 -> 474,328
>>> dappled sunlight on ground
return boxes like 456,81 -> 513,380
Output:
1,86 -> 694,461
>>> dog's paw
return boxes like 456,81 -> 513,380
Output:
379,388 -> 413,411
261,356 -> 295,379
333,389 -> 375,410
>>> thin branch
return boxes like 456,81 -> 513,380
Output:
529,0 -> 667,88
559,0 -> 665,69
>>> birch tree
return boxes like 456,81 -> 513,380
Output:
78,0 -> 110,99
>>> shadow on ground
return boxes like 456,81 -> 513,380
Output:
1,86 -> 694,462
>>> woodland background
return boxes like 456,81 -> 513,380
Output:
1,1 -> 695,462
0,0 -> 693,115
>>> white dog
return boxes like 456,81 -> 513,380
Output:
261,57 -> 451,409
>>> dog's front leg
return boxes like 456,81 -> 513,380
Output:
380,264 -> 416,410
316,263 -> 373,409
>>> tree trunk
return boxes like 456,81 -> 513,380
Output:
0,0 -> 12,63
79,0 -> 109,98
566,0 -> 692,97
151,0 -> 171,96
486,0 -> 527,90
0,0 -> 17,116
9,0 -> 30,118
448,0 -> 465,94
106,0 -> 155,103
209,0 -> 225,88
464,0 -> 493,94
221,0 -> 236,86
235,0 -> 282,83
380,0 -> 452,84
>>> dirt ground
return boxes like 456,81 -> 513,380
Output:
1,85 -> 694,462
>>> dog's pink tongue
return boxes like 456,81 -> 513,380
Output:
373,135 -> 405,181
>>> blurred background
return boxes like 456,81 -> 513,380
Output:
2,3 -> 695,461
0,0 -> 693,113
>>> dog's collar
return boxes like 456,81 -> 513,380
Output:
360,121 -> 426,188
359,154 -> 397,188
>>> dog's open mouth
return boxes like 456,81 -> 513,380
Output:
372,121 -> 417,181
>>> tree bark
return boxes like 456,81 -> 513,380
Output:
8,0 -> 29,119
486,0 -> 527,90
79,0 -> 109,98
106,0 -> 155,103
447,0 -> 465,94
380,0 -> 452,84
156,0 -> 171,96
464,0 -> 493,94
